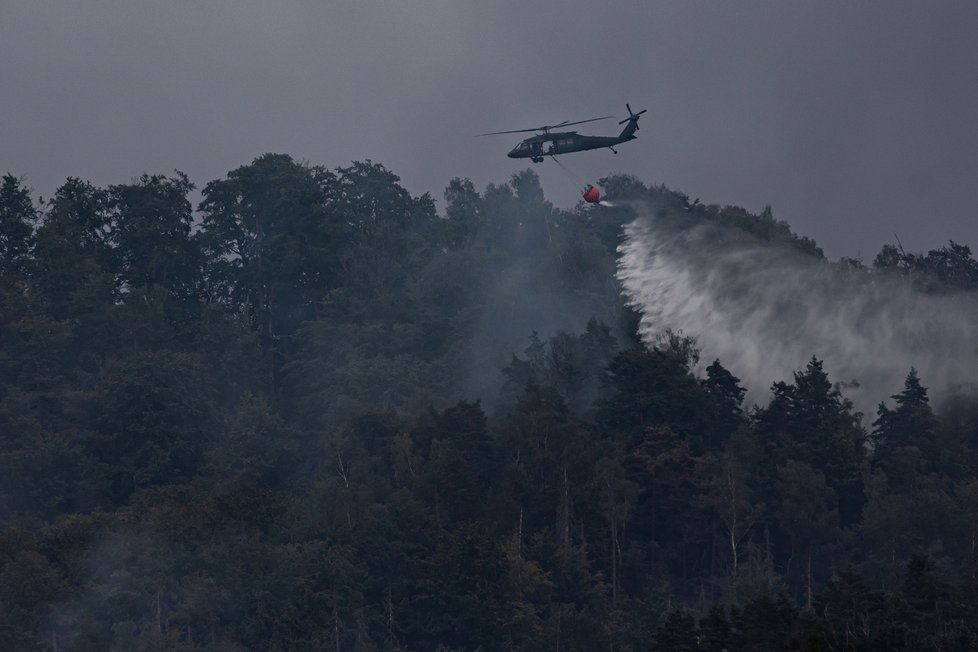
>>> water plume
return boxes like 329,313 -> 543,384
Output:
616,205 -> 978,415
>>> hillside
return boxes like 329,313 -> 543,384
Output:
2,157 -> 977,650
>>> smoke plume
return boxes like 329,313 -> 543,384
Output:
616,205 -> 978,416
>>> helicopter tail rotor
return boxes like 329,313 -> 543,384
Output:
618,103 -> 648,129
616,103 -> 647,141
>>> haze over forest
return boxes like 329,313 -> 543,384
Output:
2,156 -> 978,650
4,2 -> 978,649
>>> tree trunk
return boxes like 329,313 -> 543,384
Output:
387,583 -> 394,648
334,602 -> 341,652
610,514 -> 618,604
558,463 -> 571,548
518,505 -> 524,559
728,466 -> 738,577
806,549 -> 813,611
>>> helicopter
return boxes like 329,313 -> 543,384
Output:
479,104 -> 647,163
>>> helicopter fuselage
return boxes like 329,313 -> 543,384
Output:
508,131 -> 635,162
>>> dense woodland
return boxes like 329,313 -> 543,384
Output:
1,155 -> 977,650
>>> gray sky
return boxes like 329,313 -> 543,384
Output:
2,1 -> 976,258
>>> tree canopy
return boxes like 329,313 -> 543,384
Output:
1,157 -> 976,650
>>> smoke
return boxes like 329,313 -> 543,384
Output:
617,204 -> 978,416
461,252 -> 623,412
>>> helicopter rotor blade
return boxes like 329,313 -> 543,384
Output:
477,127 -> 549,136
554,115 -> 615,129
477,115 -> 614,136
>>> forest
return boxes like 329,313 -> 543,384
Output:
1,154 -> 977,650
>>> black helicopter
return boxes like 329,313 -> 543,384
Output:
480,104 -> 647,163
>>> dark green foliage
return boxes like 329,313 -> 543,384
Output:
111,172 -> 200,295
698,603 -> 731,652
872,368 -> 943,481
730,594 -> 798,651
199,153 -> 338,343
874,239 -> 978,293
702,358 -> 747,449
753,357 -> 867,528
502,318 -> 619,411
443,176 -> 483,245
1,159 -> 977,650
597,346 -> 708,443
654,608 -> 698,651
422,401 -> 496,525
31,178 -> 117,337
0,173 -> 36,281
811,569 -> 886,650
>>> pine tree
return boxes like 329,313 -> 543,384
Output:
812,568 -> 886,650
0,174 -> 36,282
654,608 -> 698,651
872,368 -> 942,482
701,358 -> 747,451
698,603 -> 731,652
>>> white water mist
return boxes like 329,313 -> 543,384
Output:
617,206 -> 978,416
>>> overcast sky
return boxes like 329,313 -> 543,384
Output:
2,1 -> 976,258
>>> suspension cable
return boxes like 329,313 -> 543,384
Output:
549,155 -> 588,189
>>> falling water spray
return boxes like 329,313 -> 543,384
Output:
616,204 -> 978,415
